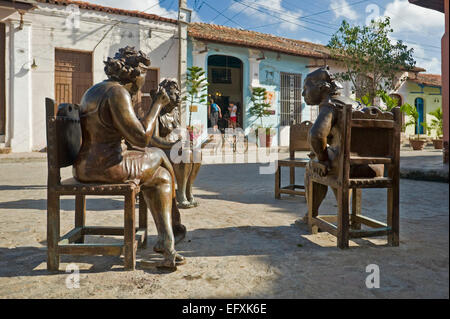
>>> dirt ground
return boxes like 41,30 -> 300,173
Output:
0,160 -> 448,298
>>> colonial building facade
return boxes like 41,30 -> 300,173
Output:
0,0 -> 179,152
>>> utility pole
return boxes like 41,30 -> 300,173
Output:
178,0 -> 191,127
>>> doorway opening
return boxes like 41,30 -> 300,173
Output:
207,55 -> 243,133
415,97 -> 425,134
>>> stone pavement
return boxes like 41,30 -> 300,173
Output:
1,146 -> 448,182
0,158 -> 448,298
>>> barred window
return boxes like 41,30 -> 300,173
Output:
280,72 -> 302,125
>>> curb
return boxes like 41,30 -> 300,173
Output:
400,168 -> 449,183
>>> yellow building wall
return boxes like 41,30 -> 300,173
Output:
403,81 -> 442,137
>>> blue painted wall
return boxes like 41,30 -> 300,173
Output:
187,39 -> 312,144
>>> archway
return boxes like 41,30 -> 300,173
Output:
207,55 -> 243,132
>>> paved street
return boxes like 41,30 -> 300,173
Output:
0,158 -> 448,298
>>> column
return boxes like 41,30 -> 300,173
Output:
248,57 -> 261,88
9,19 -> 33,152
442,0 -> 449,163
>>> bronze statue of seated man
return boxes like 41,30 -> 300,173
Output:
303,67 -> 384,207
73,46 -> 185,269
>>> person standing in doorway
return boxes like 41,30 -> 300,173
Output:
209,98 -> 222,132
228,101 -> 237,129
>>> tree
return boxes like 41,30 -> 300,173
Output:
328,17 -> 416,104
183,66 -> 208,128
248,87 -> 272,128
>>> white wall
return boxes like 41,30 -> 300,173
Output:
3,3 -> 178,152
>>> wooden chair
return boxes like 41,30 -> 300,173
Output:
306,105 -> 401,249
275,121 -> 312,199
45,98 -> 148,271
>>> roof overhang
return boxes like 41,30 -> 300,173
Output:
408,0 -> 444,13
0,0 -> 36,11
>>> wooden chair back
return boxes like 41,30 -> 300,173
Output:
45,98 -> 82,186
289,121 -> 312,157
339,105 -> 401,182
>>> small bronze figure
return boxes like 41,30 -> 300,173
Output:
73,46 -> 185,269
303,67 -> 383,208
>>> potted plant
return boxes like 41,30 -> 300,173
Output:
428,107 -> 443,149
400,103 -> 427,150
183,66 -> 208,141
249,87 -> 273,147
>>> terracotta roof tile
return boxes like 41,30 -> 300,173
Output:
188,23 -> 427,73
35,0 -> 178,24
188,22 -> 330,59
410,73 -> 442,87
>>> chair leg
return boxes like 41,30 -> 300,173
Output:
289,166 -> 295,194
307,178 -> 319,234
75,195 -> 86,243
387,187 -> 400,246
124,192 -> 136,270
351,188 -> 362,230
139,192 -> 148,248
337,187 -> 350,249
47,191 -> 60,271
275,165 -> 281,199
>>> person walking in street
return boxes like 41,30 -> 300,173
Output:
209,98 -> 222,132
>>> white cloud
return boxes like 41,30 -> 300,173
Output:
330,0 -> 359,21
383,0 -> 444,33
299,37 -> 324,45
87,0 -> 178,19
404,41 -> 441,74
416,57 -> 441,74
229,0 -> 305,32
85,0 -> 203,22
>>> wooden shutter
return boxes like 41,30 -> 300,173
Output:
135,68 -> 159,118
55,49 -> 92,112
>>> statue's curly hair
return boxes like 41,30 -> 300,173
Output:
158,78 -> 179,91
307,66 -> 342,95
104,46 -> 151,83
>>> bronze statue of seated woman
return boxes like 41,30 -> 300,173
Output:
134,79 -> 202,209
73,46 -> 185,269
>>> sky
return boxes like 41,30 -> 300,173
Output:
87,0 -> 445,74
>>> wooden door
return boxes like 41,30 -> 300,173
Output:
0,23 -> 6,136
55,49 -> 93,112
415,97 -> 425,134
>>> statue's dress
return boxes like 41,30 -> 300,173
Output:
73,80 -> 166,185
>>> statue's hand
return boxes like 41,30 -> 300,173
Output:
311,159 -> 330,177
155,87 -> 170,106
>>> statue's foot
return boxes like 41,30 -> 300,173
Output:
176,191 -> 193,209
190,200 -> 199,207
187,196 -> 199,208
177,201 -> 194,209
155,251 -> 186,271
